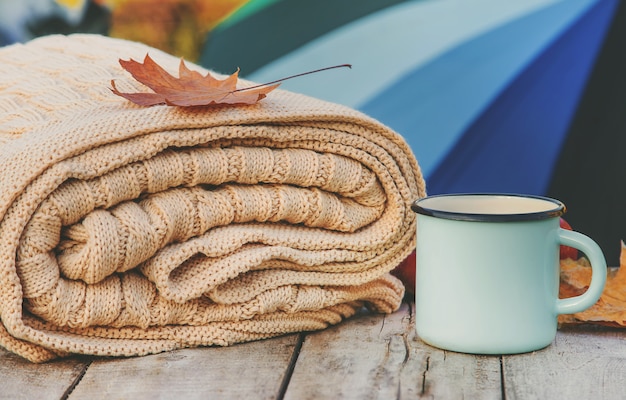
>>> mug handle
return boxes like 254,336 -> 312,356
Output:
555,229 -> 607,315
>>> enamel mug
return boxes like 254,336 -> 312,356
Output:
411,193 -> 607,355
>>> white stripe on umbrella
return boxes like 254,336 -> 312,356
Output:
248,0 -> 599,178
246,0 -> 561,109
360,0 -> 601,177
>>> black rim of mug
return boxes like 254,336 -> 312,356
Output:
411,193 -> 566,222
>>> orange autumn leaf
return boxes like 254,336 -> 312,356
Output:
110,54 -> 279,106
559,241 -> 626,326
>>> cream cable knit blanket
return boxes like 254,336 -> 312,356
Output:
0,34 -> 426,362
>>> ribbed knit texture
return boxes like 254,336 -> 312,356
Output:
0,34 -> 426,362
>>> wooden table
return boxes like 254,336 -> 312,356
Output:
3,301 -> 625,400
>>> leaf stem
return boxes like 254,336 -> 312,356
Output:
233,64 -> 352,92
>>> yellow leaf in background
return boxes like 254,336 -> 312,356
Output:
105,0 -> 249,61
55,0 -> 87,9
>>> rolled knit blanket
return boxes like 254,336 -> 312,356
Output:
0,34 -> 425,362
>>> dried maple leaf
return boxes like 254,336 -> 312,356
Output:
110,54 -> 279,106
559,241 -> 626,327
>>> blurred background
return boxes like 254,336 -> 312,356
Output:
1,0 -> 624,265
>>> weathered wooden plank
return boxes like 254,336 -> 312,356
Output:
409,347 -> 502,400
504,326 -> 626,399
284,302 -> 502,400
67,334 -> 300,400
0,347 -> 88,400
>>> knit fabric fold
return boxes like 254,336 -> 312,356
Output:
0,34 -> 426,362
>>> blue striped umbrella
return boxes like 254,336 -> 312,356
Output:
202,0 -> 624,264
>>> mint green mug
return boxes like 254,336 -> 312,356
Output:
412,193 -> 607,355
